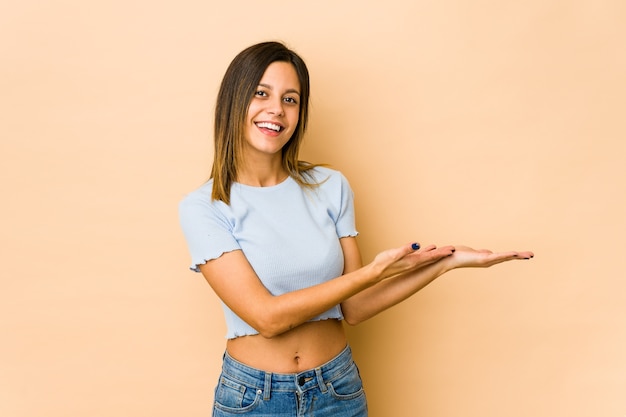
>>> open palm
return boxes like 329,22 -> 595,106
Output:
449,245 -> 534,269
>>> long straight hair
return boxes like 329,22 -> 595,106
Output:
210,41 -> 318,204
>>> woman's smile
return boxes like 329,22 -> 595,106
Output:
254,121 -> 285,136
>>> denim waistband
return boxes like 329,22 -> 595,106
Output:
221,344 -> 353,399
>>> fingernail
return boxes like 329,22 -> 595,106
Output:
411,243 -> 420,251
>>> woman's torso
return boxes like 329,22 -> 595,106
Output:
180,168 -> 357,370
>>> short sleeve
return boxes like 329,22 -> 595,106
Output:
179,188 -> 241,272
334,172 -> 359,238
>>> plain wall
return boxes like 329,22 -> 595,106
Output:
1,1 -> 624,416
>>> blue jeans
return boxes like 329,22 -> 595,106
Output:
212,345 -> 368,416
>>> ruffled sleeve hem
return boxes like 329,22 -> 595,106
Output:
189,248 -> 240,272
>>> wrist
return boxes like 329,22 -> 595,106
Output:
437,254 -> 458,274
364,261 -> 385,284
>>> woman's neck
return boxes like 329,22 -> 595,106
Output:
236,160 -> 289,187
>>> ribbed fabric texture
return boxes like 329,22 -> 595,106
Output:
179,167 -> 359,339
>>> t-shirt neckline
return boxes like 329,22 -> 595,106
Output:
233,175 -> 293,191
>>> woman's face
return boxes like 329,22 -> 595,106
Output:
243,61 -> 301,161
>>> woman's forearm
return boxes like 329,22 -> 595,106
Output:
341,258 -> 453,325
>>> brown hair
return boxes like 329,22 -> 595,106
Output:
210,41 -> 319,204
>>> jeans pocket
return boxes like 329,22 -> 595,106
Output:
214,374 -> 262,414
327,361 -> 366,400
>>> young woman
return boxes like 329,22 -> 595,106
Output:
179,41 -> 533,417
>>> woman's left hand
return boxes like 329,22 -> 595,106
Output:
444,245 -> 534,270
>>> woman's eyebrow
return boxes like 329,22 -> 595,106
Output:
258,83 -> 301,96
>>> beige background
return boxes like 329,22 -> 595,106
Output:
1,1 -> 625,416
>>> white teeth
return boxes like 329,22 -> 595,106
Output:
256,122 -> 281,132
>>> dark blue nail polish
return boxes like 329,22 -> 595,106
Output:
411,243 -> 420,251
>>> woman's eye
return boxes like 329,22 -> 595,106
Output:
255,90 -> 267,97
284,97 -> 298,104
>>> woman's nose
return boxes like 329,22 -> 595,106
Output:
266,98 -> 284,116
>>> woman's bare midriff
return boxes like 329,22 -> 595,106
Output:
225,319 -> 348,373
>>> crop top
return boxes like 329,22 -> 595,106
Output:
178,166 -> 359,339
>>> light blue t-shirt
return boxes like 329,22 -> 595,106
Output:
179,166 -> 359,339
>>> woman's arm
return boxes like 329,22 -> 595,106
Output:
198,241 -> 454,338
340,238 -> 534,325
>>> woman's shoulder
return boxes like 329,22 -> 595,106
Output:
302,166 -> 353,200
179,179 -> 220,211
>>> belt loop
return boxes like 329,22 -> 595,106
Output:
315,367 -> 327,393
263,372 -> 272,400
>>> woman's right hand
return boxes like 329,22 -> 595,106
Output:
371,242 -> 456,281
